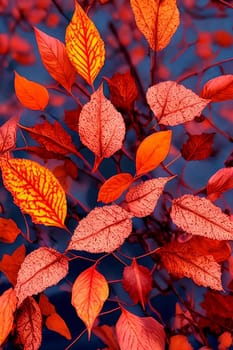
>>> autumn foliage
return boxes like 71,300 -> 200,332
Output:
0,0 -> 233,349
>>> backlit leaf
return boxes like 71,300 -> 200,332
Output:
181,133 -> 215,161
146,81 -> 209,126
98,173 -> 133,203
34,27 -> 76,92
171,194 -> 233,240
1,158 -> 67,227
158,239 -> 223,290
130,0 -> 180,51
72,265 -> 109,338
0,217 -> 21,243
46,313 -> 72,340
0,288 -> 17,346
14,71 -> 49,110
207,167 -> 233,201
201,75 -> 233,102
116,308 -> 165,350
15,247 -> 69,305
125,177 -> 171,217
15,297 -> 42,350
0,245 -> 26,285
93,325 -> 120,350
122,258 -> 152,309
0,116 -> 19,154
65,2 -> 105,85
79,84 -> 126,171
169,335 -> 193,350
136,131 -> 172,176
68,205 -> 132,253
39,294 -> 56,316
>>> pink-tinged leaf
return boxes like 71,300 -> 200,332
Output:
15,297 -> 42,350
158,239 -> 223,290
93,325 -> 120,350
201,75 -> 233,102
68,205 -> 132,253
171,194 -> 233,240
181,133 -> 215,161
122,258 -> 152,309
34,28 -> 76,92
0,116 -> 19,154
72,265 -> 109,338
0,288 -> 17,346
146,81 -> 209,126
15,247 -> 69,306
125,177 -> 171,217
116,308 -> 165,350
98,173 -> 133,204
207,167 -> 233,201
79,84 -> 125,171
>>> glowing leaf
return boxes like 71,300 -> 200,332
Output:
14,71 -> 49,110
218,332 -> 232,349
15,297 -> 42,350
171,194 -> 233,240
79,85 -> 126,171
98,173 -> 133,203
125,177 -> 171,217
122,258 -> 152,309
34,27 -> 76,92
201,75 -> 233,102
46,313 -> 72,340
130,0 -> 180,51
0,116 -> 19,155
136,131 -> 172,176
65,2 -> 105,85
0,245 -> 26,285
181,133 -> 215,161
93,325 -> 120,350
169,335 -> 193,350
116,308 -> 165,350
68,205 -> 132,253
72,265 -> 109,338
15,247 -> 69,305
146,81 -> 209,126
1,158 -> 67,227
0,288 -> 17,346
207,167 -> 233,201
0,217 -> 21,243
158,239 -> 223,290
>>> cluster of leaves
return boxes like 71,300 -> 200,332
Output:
0,0 -> 233,349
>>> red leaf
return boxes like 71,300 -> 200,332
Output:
146,81 -> 209,126
122,258 -> 152,309
93,325 -> 120,350
68,205 -> 132,253
15,247 -> 69,305
116,308 -> 165,350
125,177 -> 171,217
0,288 -> 17,346
201,75 -> 233,102
15,297 -> 42,350
0,116 -> 19,154
169,335 -> 193,350
38,294 -> 56,316
0,245 -> 26,285
14,71 -> 49,110
0,217 -> 21,243
34,28 -> 76,92
78,84 -> 126,171
171,194 -> 233,240
181,133 -> 215,161
207,167 -> 233,201
98,173 -> 133,203
46,313 -> 71,340
64,108 -> 81,133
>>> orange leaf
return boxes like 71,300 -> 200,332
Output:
169,335 -> 193,350
34,27 -> 76,92
14,71 -> 49,110
46,313 -> 71,340
98,173 -> 133,203
207,167 -> 233,201
125,177 -> 171,217
79,84 -> 125,171
15,247 -> 69,305
72,265 -> 109,338
146,81 -> 209,126
116,308 -> 165,350
1,158 -> 67,227
15,297 -> 42,350
122,258 -> 152,309
130,0 -> 180,51
201,75 -> 233,102
65,2 -> 105,85
0,116 -> 19,155
68,205 -> 132,253
38,294 -> 56,316
93,325 -> 120,350
171,194 -> 233,240
0,245 -> 26,285
0,288 -> 17,346
0,217 -> 21,243
136,130 -> 172,176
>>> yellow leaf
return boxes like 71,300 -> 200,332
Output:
1,159 -> 67,228
65,2 -> 105,85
